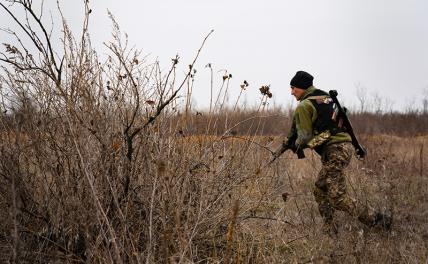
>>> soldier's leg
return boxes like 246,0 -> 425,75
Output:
329,171 -> 389,228
322,143 -> 391,230
321,143 -> 375,223
326,167 -> 359,217
313,181 -> 334,224
314,178 -> 337,235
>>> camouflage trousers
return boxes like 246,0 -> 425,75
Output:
313,142 -> 376,226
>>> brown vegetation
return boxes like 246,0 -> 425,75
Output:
0,1 -> 427,263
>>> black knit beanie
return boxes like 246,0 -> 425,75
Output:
290,71 -> 314,89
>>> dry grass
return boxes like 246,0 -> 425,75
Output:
1,129 -> 427,263
0,2 -> 427,263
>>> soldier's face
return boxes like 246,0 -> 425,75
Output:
290,86 -> 305,101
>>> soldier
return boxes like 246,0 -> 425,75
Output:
275,70 -> 392,234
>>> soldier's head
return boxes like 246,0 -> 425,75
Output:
290,71 -> 313,100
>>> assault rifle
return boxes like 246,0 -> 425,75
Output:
267,133 -> 305,166
329,90 -> 367,159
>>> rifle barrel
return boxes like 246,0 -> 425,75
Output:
329,90 -> 367,159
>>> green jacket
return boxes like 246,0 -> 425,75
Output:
287,86 -> 352,149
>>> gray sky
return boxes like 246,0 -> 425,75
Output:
2,0 -> 428,111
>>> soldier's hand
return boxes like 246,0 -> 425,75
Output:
285,140 -> 298,153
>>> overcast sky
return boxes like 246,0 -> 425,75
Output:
2,0 -> 428,111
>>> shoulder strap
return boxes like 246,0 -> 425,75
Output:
306,95 -> 328,100
301,88 -> 329,101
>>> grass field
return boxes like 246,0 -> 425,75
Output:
1,130 -> 427,263
0,2 -> 427,262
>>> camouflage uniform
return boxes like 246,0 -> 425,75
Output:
314,142 -> 376,227
288,86 -> 378,229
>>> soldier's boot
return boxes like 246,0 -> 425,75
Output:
358,210 -> 392,231
373,212 -> 392,231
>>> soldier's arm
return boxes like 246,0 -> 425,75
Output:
294,100 -> 317,148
